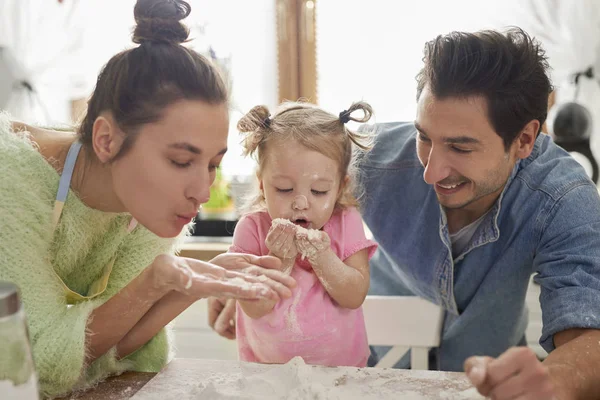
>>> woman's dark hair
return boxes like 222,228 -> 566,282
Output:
416,27 -> 553,150
78,0 -> 228,157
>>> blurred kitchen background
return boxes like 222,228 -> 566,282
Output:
3,0 -> 599,361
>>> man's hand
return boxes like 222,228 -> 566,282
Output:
207,297 -> 236,340
464,347 -> 555,400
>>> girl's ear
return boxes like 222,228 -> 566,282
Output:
257,171 -> 264,192
338,175 -> 350,198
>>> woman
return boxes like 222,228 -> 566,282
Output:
0,0 -> 295,397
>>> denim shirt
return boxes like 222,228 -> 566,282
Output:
359,122 -> 600,371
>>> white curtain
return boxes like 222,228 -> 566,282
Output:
504,0 -> 600,170
0,0 -> 87,125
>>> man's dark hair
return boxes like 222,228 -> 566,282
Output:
416,27 -> 553,150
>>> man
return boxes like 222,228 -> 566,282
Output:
359,28 -> 600,399
209,28 -> 600,399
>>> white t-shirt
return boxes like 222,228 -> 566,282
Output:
449,212 -> 488,259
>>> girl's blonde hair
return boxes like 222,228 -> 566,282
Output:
237,100 -> 374,214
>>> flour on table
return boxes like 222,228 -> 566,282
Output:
181,357 -> 484,400
191,357 -> 337,400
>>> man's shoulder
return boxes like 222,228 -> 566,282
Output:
360,121 -> 420,169
517,134 -> 597,200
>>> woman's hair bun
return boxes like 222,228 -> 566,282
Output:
132,0 -> 191,45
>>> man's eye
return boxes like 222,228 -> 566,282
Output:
171,160 -> 192,168
452,147 -> 472,154
418,133 -> 431,143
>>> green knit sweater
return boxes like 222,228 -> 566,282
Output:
0,114 -> 183,398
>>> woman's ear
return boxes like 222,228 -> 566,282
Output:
91,114 -> 124,163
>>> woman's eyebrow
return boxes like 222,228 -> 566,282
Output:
168,142 -> 201,154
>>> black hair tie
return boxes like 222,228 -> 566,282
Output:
339,110 -> 351,124
263,116 -> 272,128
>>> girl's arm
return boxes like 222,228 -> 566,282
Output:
236,221 -> 299,319
297,232 -> 370,309
310,248 -> 370,309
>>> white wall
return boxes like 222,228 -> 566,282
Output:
316,1 -> 600,181
1,0 -> 276,176
6,1 -> 599,178
316,0 -> 520,123
76,0 -> 278,178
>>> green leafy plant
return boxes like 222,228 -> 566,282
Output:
203,168 -> 233,211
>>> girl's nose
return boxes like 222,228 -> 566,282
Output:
292,195 -> 308,210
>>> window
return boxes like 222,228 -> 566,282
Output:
313,1 -> 518,122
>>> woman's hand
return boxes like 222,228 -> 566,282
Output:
151,254 -> 295,302
265,224 -> 299,260
210,252 -> 281,272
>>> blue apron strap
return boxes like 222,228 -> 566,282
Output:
51,140 -> 82,232
49,140 -> 137,304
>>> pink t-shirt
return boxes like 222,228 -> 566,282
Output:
231,207 -> 378,367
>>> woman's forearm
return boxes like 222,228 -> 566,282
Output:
86,265 -> 169,362
86,253 -> 295,361
116,291 -> 196,358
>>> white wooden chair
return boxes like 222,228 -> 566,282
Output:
363,295 -> 444,370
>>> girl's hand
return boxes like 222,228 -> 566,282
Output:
207,297 -> 236,339
150,254 -> 295,301
296,230 -> 331,263
265,223 -> 299,260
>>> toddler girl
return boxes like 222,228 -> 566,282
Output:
231,101 -> 378,367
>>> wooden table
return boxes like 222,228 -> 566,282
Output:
178,237 -> 230,261
56,371 -> 156,400
64,358 -> 483,400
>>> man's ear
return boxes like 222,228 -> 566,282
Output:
91,114 -> 124,163
514,119 -> 539,160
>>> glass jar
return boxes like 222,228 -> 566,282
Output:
0,281 -> 39,399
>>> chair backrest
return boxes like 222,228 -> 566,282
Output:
363,295 -> 443,369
